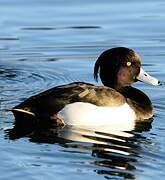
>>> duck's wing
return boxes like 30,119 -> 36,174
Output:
12,82 -> 92,113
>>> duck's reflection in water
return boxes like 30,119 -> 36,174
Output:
6,120 -> 152,179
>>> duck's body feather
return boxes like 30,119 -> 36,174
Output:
13,82 -> 153,126
13,82 -> 126,122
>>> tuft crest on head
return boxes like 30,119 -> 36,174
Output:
94,55 -> 101,81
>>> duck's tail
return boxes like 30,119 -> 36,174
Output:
11,108 -> 35,116
5,109 -> 36,139
10,108 -> 37,128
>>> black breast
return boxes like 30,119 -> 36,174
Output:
119,86 -> 153,120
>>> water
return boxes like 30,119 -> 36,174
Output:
0,0 -> 165,179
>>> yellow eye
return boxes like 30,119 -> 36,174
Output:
126,61 -> 132,67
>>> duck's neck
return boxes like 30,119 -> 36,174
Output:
118,86 -> 151,106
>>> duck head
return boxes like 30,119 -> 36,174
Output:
94,47 -> 160,90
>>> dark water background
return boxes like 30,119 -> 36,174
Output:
0,0 -> 165,179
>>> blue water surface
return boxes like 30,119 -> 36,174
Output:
0,0 -> 165,179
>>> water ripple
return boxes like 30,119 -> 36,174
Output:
21,26 -> 101,31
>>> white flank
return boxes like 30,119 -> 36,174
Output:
58,102 -> 136,132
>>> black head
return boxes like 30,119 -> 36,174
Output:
94,47 -> 141,89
